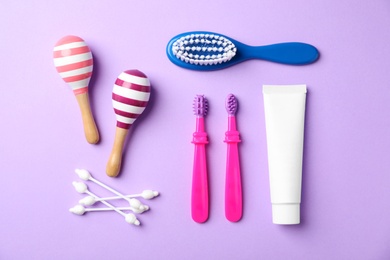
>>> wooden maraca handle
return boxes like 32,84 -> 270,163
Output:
75,92 -> 99,144
106,127 -> 129,177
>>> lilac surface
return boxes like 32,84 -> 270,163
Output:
1,1 -> 390,259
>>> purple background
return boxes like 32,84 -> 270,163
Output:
1,1 -> 390,259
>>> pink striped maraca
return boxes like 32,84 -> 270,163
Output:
53,35 -> 99,144
106,70 -> 151,177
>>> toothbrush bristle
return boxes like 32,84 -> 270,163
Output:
193,95 -> 208,116
226,94 -> 238,115
172,33 -> 237,66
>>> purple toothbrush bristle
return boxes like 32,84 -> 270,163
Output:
193,95 -> 208,116
225,94 -> 238,115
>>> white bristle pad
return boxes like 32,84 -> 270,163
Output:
172,33 -> 237,66
112,70 -> 151,129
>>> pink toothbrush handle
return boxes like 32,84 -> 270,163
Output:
225,130 -> 242,222
192,132 -> 209,223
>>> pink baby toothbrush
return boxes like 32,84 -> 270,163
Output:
191,95 -> 209,223
224,94 -> 242,222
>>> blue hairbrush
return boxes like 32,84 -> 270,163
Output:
166,31 -> 319,71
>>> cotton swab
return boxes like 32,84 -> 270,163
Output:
72,181 -> 148,213
70,205 -> 141,215
72,181 -> 140,225
79,190 -> 159,206
75,169 -> 146,210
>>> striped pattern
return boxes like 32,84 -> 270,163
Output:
113,70 -> 151,129
53,35 -> 93,95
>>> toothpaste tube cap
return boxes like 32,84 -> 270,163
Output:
272,203 -> 300,225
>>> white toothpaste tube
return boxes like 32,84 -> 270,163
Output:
263,85 -> 307,224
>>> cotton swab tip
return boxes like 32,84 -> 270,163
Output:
72,181 -> 88,193
75,169 -> 91,180
125,214 -> 140,225
69,205 -> 86,215
131,205 -> 149,214
141,190 -> 159,199
129,198 -> 143,209
79,196 -> 96,206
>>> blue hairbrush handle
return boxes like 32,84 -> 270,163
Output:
239,42 -> 319,65
166,31 -> 320,71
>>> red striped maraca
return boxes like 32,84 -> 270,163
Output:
106,70 -> 151,177
53,35 -> 99,144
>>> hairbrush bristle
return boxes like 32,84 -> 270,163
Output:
172,33 -> 237,66
193,95 -> 208,116
226,94 -> 238,115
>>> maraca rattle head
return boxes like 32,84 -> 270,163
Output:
53,35 -> 99,144
113,70 -> 151,129
106,70 -> 151,177
53,35 -> 93,95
